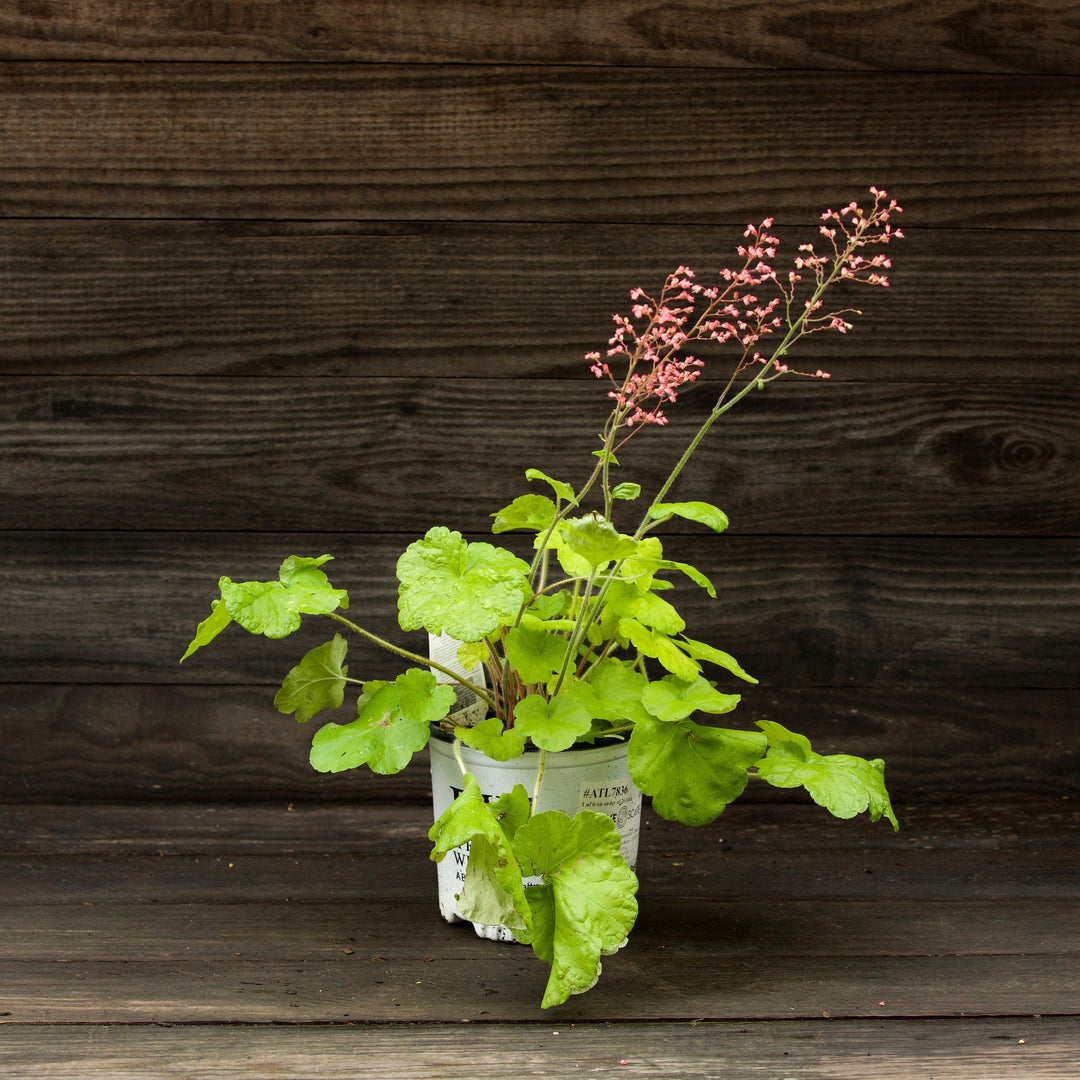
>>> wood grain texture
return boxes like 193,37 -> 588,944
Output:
1,1019 -> 1076,1080
4,376 -> 1077,534
2,685 -> 1076,803
2,531 -> 1075,687
0,221 -> 1074,378
0,65 -> 1075,225
0,0 -> 1077,73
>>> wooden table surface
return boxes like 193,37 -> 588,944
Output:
2,797 -> 1077,1078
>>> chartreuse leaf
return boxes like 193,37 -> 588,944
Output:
558,516 -> 639,569
491,493 -> 556,535
618,619 -> 700,682
646,501 -> 729,533
396,527 -> 532,641
504,624 -> 569,685
513,684 -> 595,751
513,810 -> 639,1009
457,716 -> 528,761
612,482 -> 641,501
641,675 -> 741,723
309,669 -> 454,775
629,717 -> 766,826
218,555 -> 349,639
755,720 -> 898,830
428,775 -> 533,933
180,599 -> 233,661
274,634 -> 349,722
526,469 -> 579,506
678,637 -> 757,683
583,659 -> 653,726
602,580 -> 685,635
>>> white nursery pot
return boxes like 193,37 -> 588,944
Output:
428,730 -> 643,941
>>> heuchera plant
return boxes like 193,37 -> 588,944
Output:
183,188 -> 903,1009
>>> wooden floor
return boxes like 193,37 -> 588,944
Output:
2,796 -> 1078,1078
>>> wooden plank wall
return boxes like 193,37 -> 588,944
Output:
1,1 -> 1077,807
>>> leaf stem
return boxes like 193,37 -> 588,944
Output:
326,612 -> 498,712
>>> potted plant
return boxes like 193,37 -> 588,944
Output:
182,188 -> 903,1009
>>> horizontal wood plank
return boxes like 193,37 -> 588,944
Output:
4,376 -> 1078,534
0,222 -> 1072,378
5,897 -> 1077,961
0,0 -> 1076,73
0,65 -> 1074,225
2,532 -> 1075,687
1,1018 -> 1075,1080
1,952 -> 1075,1022
2,685 -> 1076,803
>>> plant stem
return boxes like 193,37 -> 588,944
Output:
531,749 -> 547,815
326,612 -> 498,712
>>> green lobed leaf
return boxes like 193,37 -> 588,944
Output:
456,716 -> 529,761
513,686 -> 595,752
274,634 -> 349,722
755,720 -> 899,830
646,500 -> 729,533
557,516 -> 639,569
513,810 -> 639,1009
491,493 -> 557,535
428,775 -> 533,933
582,659 -> 653,726
308,669 -> 453,775
218,557 -> 349,639
628,717 -> 766,826
180,599 -> 233,662
641,675 -> 741,723
504,624 -> 570,685
396,527 -> 532,641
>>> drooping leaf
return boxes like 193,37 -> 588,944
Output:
641,675 -> 741,723
396,527 -> 532,641
755,720 -> 899,830
274,634 -> 349,722
526,468 -> 579,506
513,811 -> 639,1009
491,493 -> 557,535
505,624 -> 569,685
618,619 -> 700,682
513,687 -> 595,751
308,669 -> 453,774
218,557 -> 349,639
180,599 -> 233,662
678,637 -> 757,683
457,716 -> 528,761
602,580 -> 685,635
429,775 -> 533,933
628,716 -> 766,826
646,500 -> 729,533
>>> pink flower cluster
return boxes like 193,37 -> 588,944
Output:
589,188 -> 903,428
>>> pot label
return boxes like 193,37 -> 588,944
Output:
577,780 -> 641,862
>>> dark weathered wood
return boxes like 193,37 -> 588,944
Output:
1,1018 -> 1076,1080
1,952 -> 1076,1022
4,376 -> 1078,534
2,532 -> 1075,687
2,685 -> 1076,803
0,0 -> 1076,73
0,221 -> 1073,378
0,65 -> 1075,225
